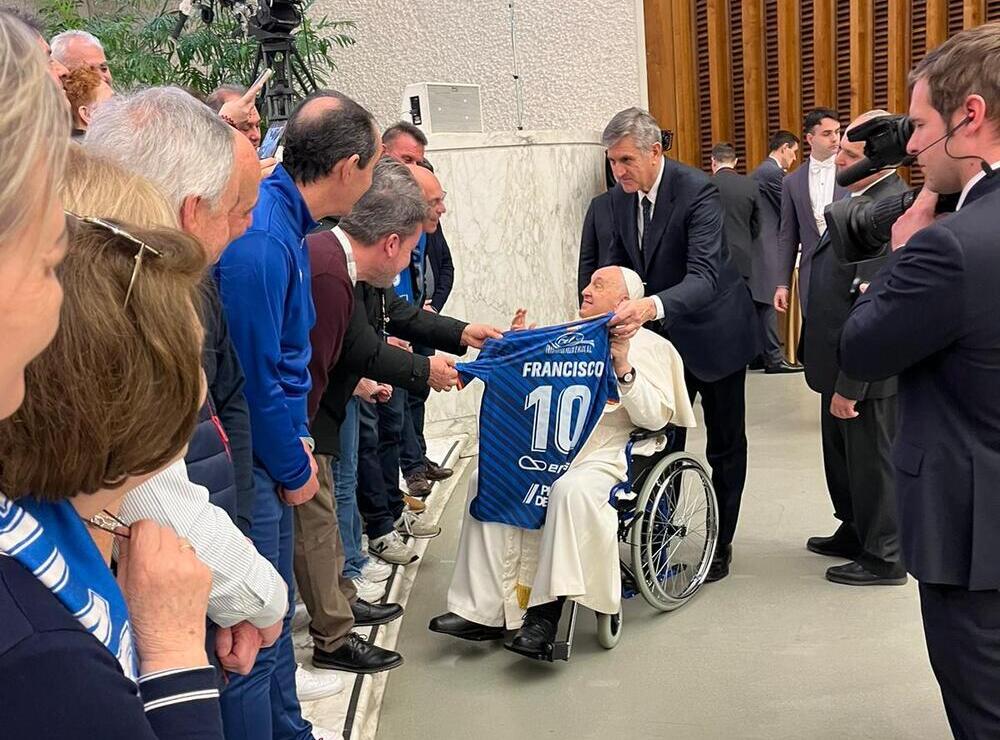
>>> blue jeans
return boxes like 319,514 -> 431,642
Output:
220,467 -> 312,740
334,397 -> 366,580
357,401 -> 404,539
378,389 -> 424,485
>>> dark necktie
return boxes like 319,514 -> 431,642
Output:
641,196 -> 653,250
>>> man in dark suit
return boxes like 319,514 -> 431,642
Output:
774,108 -> 848,318
804,110 -> 909,587
751,131 -> 800,370
598,108 -> 760,581
578,190 -> 617,296
713,141 -> 800,374
841,26 -> 1000,735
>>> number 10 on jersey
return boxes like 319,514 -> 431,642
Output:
524,384 -> 594,455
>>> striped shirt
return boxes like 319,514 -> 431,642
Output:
119,459 -> 287,628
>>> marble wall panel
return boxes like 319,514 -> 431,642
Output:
420,130 -> 607,433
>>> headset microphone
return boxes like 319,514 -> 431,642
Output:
930,114 -> 997,178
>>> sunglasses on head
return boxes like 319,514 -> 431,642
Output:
65,211 -> 162,309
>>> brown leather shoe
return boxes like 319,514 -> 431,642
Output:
424,460 -> 454,481
405,473 -> 433,497
403,494 -> 426,513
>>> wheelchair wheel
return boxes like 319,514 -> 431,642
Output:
596,609 -> 622,650
629,452 -> 718,611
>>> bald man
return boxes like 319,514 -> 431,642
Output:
430,266 -> 696,657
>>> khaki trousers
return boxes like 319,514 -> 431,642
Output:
292,453 -> 356,652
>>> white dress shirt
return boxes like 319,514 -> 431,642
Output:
851,170 -> 896,198
956,161 -> 1000,210
808,155 -> 838,233
333,225 -> 357,285
636,157 -> 667,320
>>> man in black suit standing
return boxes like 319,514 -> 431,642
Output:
713,141 -> 800,374
751,131 -> 800,370
841,25 -> 1000,736
774,108 -> 848,319
804,110 -> 909,587
600,108 -> 759,582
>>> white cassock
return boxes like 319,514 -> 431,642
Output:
447,328 -> 696,628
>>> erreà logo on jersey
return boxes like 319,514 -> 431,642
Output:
545,330 -> 595,355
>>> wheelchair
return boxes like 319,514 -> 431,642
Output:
547,425 -> 719,661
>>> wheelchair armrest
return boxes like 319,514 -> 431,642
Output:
629,424 -> 675,443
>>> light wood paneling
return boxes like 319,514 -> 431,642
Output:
964,0 -> 986,26
741,0 -> 768,167
813,0 -> 838,106
707,0 -> 734,144
643,0 -> 677,136
671,0 -> 701,165
850,0 -> 874,117
887,0 -> 912,115
927,0 -> 951,48
777,0 -> 802,136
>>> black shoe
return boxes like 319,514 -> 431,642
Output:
504,612 -> 559,660
806,522 -> 862,559
424,460 -> 454,481
312,632 -> 403,674
351,598 -> 403,627
825,561 -> 908,586
705,543 -> 732,583
748,357 -> 766,371
765,361 -> 804,374
428,612 -> 505,642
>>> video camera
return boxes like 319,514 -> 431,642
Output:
825,114 -> 958,262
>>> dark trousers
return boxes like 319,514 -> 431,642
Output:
377,388 -> 425,482
819,393 -> 902,571
669,366 -> 748,547
919,583 -> 1000,739
754,299 -> 784,367
407,386 -> 429,462
356,400 -> 404,539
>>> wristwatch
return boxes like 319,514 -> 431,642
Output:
618,368 -> 636,385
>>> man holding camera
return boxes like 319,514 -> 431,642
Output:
841,24 -> 1000,736
804,110 -> 908,587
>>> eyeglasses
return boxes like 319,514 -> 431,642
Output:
65,211 -> 162,309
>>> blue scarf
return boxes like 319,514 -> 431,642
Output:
0,493 -> 138,681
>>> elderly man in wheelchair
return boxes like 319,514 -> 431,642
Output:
430,266 -> 718,661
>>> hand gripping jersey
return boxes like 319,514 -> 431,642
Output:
457,313 -> 619,529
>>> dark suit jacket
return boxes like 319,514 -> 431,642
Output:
776,163 -> 848,315
750,157 -> 784,302
602,157 -> 760,382
425,224 -> 454,313
804,174 -> 908,399
311,281 -> 467,457
713,167 -> 762,285
840,173 -> 1000,590
577,190 -> 618,297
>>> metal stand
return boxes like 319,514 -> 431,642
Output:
250,29 -> 318,123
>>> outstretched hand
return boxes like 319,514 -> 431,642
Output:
509,308 -> 536,331
461,323 -> 504,349
218,71 -> 270,128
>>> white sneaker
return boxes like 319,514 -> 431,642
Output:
292,601 -> 311,631
310,725 -> 343,740
295,663 -> 344,702
352,575 -> 386,602
361,558 -> 393,583
395,510 -> 441,539
370,531 -> 419,565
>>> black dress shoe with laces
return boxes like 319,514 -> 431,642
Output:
351,599 -> 403,627
428,612 -> 505,641
504,612 -> 559,660
312,632 -> 403,674
825,561 -> 908,586
806,522 -> 863,559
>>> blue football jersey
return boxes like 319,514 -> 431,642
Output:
457,313 -> 619,529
